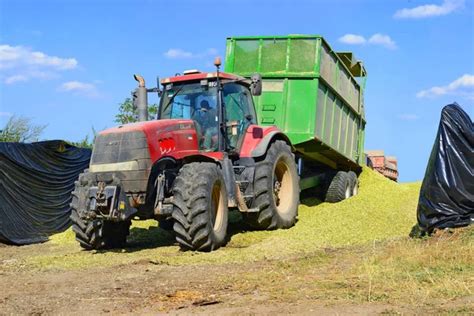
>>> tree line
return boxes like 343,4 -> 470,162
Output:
0,98 -> 157,147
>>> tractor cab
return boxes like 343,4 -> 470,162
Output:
158,68 -> 260,154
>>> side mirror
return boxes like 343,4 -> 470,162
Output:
250,73 -> 262,96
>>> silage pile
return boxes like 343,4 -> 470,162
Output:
49,167 -> 421,265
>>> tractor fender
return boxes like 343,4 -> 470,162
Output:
145,154 -> 220,206
250,131 -> 293,158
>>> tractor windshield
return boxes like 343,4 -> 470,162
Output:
160,83 -> 218,120
159,83 -> 219,151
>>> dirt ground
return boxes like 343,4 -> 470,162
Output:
0,246 -> 410,315
1,234 -> 472,316
0,250 -> 384,315
1,172 -> 471,315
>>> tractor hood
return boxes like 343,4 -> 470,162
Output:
99,119 -> 195,137
92,119 -> 200,167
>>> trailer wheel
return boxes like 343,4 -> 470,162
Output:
325,171 -> 351,203
245,140 -> 299,230
348,171 -> 359,196
70,173 -> 131,250
171,162 -> 228,251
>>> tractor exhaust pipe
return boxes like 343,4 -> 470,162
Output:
133,74 -> 148,122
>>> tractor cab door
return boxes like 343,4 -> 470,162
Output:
223,83 -> 256,151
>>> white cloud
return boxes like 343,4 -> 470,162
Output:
58,81 -> 99,98
339,34 -> 366,45
368,34 -> 397,50
394,0 -> 464,19
0,112 -> 12,117
0,44 -> 78,84
164,49 -> 193,59
29,51 -> 77,70
338,33 -> 397,49
398,114 -> 420,121
5,75 -> 28,84
0,45 -> 77,70
416,74 -> 474,98
164,47 -> 219,59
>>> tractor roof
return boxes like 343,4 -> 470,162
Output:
161,71 -> 245,85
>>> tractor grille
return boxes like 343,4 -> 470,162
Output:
91,131 -> 150,165
90,131 -> 151,193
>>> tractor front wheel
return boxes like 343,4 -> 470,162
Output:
171,162 -> 229,251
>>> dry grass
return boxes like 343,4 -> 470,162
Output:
222,226 -> 473,310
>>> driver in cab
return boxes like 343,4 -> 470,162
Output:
193,100 -> 218,151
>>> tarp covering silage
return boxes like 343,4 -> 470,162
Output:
416,103 -> 474,233
0,140 -> 91,244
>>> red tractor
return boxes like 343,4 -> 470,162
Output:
71,58 -> 300,251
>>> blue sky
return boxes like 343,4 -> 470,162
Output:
0,0 -> 473,182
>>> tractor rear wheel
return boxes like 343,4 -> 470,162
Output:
245,140 -> 299,230
171,163 -> 228,251
325,171 -> 351,203
70,172 -> 131,250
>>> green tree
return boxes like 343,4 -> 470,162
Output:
115,98 -> 158,124
0,116 -> 46,143
68,127 -> 96,149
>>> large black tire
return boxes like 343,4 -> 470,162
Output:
325,171 -> 351,203
171,163 -> 229,251
70,172 -> 131,250
245,140 -> 299,230
348,171 -> 359,197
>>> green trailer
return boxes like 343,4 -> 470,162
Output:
225,34 -> 367,196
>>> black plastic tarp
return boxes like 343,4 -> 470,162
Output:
0,140 -> 91,245
416,103 -> 474,233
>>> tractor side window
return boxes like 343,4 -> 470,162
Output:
223,83 -> 256,149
